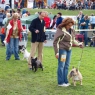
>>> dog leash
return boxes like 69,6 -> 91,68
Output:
78,48 -> 84,69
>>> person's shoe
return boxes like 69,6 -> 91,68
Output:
6,59 -> 9,61
86,45 -> 88,47
15,58 -> 20,60
29,68 -> 32,70
66,83 -> 71,86
58,83 -> 69,87
58,84 -> 64,86
2,44 -> 5,46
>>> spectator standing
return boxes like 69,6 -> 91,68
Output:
43,12 -> 51,29
77,0 -> 82,10
28,11 -> 47,69
1,13 -> 11,46
20,0 -> 24,8
38,0 -> 42,8
57,1 -> 62,10
90,13 -> 95,33
0,8 -> 5,32
92,1 -> 95,9
50,15 -> 57,29
15,0 -> 22,8
77,11 -> 84,29
85,0 -> 89,9
62,1 -> 66,10
56,12 -> 63,28
5,13 -> 23,60
80,15 -> 90,46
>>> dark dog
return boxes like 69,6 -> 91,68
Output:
31,57 -> 43,72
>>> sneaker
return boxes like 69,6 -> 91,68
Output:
66,83 -> 71,86
6,59 -> 9,61
29,68 -> 32,70
58,84 -> 64,87
15,58 -> 20,60
86,45 -> 88,47
58,83 -> 69,87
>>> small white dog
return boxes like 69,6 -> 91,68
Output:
20,46 -> 30,62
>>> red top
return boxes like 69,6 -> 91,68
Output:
6,20 -> 22,43
44,16 -> 51,28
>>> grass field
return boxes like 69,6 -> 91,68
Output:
28,9 -> 95,16
0,9 -> 95,95
0,38 -> 95,95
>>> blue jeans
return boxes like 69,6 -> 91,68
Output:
80,31 -> 88,46
1,34 -> 5,44
6,38 -> 20,60
57,49 -> 71,85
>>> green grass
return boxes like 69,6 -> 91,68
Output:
28,9 -> 95,16
0,39 -> 95,95
0,9 -> 95,95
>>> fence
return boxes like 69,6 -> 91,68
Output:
44,29 -> 95,46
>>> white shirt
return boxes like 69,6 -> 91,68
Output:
7,23 -> 12,30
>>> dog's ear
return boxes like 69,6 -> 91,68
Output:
70,71 -> 74,77
23,45 -> 26,49
21,45 -> 24,48
76,68 -> 78,72
35,57 -> 37,60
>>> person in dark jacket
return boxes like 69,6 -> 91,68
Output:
28,11 -> 47,69
80,15 -> 90,46
56,12 -> 63,27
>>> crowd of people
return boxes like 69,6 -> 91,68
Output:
1,7 -> 95,47
0,8 -> 30,46
77,11 -> 95,46
0,0 -> 25,9
51,0 -> 95,10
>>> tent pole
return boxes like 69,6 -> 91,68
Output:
12,0 -> 14,9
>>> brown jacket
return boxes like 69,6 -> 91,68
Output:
53,27 -> 80,55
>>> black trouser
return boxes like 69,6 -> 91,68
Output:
9,0 -> 12,8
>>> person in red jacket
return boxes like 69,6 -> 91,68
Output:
5,13 -> 23,60
1,0 -> 5,4
43,12 -> 51,29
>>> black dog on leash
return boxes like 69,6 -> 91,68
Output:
31,57 -> 43,72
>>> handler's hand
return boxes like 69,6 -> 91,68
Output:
55,53 -> 59,59
79,42 -> 84,48
35,30 -> 39,33
44,40 -> 47,43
